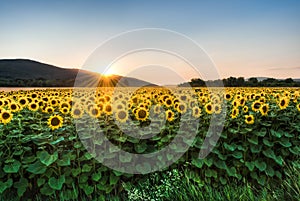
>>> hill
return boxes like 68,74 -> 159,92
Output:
0,59 -> 154,87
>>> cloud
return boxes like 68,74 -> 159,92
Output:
268,66 -> 300,71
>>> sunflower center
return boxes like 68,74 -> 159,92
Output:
74,109 -> 81,115
247,117 -> 252,121
2,112 -> 10,120
138,110 -> 147,118
207,105 -> 212,111
118,111 -> 127,119
51,117 -> 60,126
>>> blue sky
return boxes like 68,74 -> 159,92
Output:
0,0 -> 300,82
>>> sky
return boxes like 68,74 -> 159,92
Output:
0,0 -> 300,84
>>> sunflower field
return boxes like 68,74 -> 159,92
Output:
0,87 -> 300,200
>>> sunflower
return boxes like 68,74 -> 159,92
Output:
48,115 -> 63,130
251,101 -> 261,112
232,99 -> 240,108
9,102 -> 20,112
278,97 -> 289,110
245,114 -> 255,124
0,110 -> 13,124
192,106 -> 201,118
231,107 -> 239,119
18,97 -> 28,107
213,104 -> 222,114
243,106 -> 249,113
115,109 -> 129,123
225,93 -> 232,101
153,104 -> 162,114
45,106 -> 55,113
60,107 -> 70,115
71,107 -> 84,118
28,102 -> 39,111
297,103 -> 300,112
104,103 -> 112,115
165,109 -> 175,122
135,108 -> 149,121
164,98 -> 173,108
205,103 -> 214,114
89,106 -> 101,118
176,103 -> 187,114
260,104 -> 269,116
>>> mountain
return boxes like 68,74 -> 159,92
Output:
0,59 -> 154,87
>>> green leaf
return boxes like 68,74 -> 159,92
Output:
134,142 -> 147,153
226,166 -> 237,177
204,157 -> 214,167
245,161 -> 255,171
205,169 -> 217,178
14,178 -> 28,197
219,177 -> 227,185
38,151 -> 58,166
232,151 -> 243,159
262,149 -> 276,160
257,175 -> 266,185
119,153 -> 132,163
110,173 -> 119,185
250,144 -> 262,153
224,142 -> 236,151
82,184 -> 94,195
27,160 -> 47,174
136,162 -> 151,174
248,135 -> 258,145
48,175 -> 65,190
289,146 -> 300,155
72,168 -> 81,177
192,158 -> 204,168
256,128 -> 267,137
278,138 -> 292,147
37,178 -> 46,187
82,164 -> 92,173
255,160 -> 267,171
0,178 -> 13,193
92,172 -> 102,182
50,136 -> 64,145
3,160 -> 21,173
57,155 -> 71,167
263,138 -> 274,147
214,160 -> 227,170
40,183 -> 55,195
265,166 -> 275,177
270,129 -> 282,138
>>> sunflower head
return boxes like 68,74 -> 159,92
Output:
71,107 -> 84,118
48,115 -> 63,130
278,97 -> 289,110
205,103 -> 214,114
297,103 -> 300,112
165,109 -> 175,122
260,104 -> 269,116
0,110 -> 13,125
135,108 -> 149,121
245,114 -> 255,125
231,107 -> 239,119
243,106 -> 249,113
192,106 -> 201,118
115,109 -> 129,123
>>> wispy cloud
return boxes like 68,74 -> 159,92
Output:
267,66 -> 300,71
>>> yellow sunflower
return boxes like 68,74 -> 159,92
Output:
89,106 -> 101,118
205,103 -> 214,114
45,106 -> 55,113
245,114 -> 255,124
115,109 -> 129,123
135,108 -> 149,121
104,103 -> 112,115
251,101 -> 261,112
165,109 -> 175,122
28,102 -> 39,111
0,110 -> 13,124
243,106 -> 249,113
231,107 -> 239,119
192,106 -> 201,118
278,97 -> 289,110
176,103 -> 187,114
71,107 -> 84,118
213,104 -> 222,114
48,115 -> 63,130
260,104 -> 269,116
297,103 -> 300,112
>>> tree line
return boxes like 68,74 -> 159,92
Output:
179,77 -> 300,87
